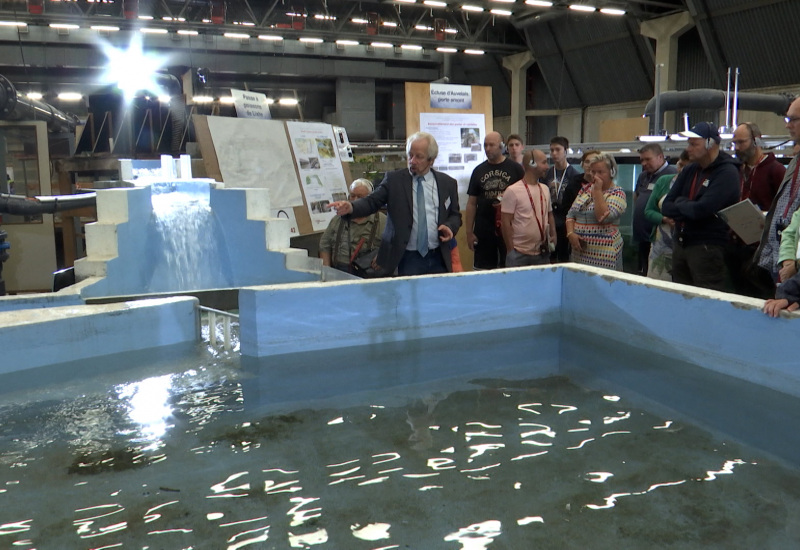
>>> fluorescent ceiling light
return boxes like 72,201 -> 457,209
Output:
351,18 -> 369,24
491,0 -> 515,3
415,25 -> 433,31
336,39 -> 359,45
445,28 -> 458,34
50,23 -> 80,29
236,21 -> 255,26
286,12 -> 306,17
26,92 -> 43,100
258,34 -> 284,41
638,135 -> 667,142
219,96 -> 236,104
279,98 -> 299,105
382,21 -> 398,27
462,5 -> 484,11
57,92 -> 83,101
436,47 -> 458,52
140,28 -> 168,34
464,49 -> 485,55
193,96 -> 214,103
401,44 -> 422,50
0,21 -> 27,27
424,0 -> 448,6
265,98 -> 275,105
224,32 -> 250,39
491,8 -> 513,15
138,15 -> 154,20
299,37 -> 323,43
162,16 -> 184,21
91,25 -> 120,32
396,0 -> 416,3
600,8 -> 625,15
158,95 -> 171,103
525,0 -> 553,6
314,14 -> 337,20
371,42 -> 393,48
177,29 -> 199,36
569,4 -> 596,11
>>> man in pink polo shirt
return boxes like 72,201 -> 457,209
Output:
500,149 -> 557,268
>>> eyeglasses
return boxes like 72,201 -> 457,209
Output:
785,116 -> 800,124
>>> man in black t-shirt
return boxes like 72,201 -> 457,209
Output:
466,131 -> 525,269
546,136 -> 579,263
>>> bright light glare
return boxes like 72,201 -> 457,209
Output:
600,8 -> 626,15
57,92 -> 83,101
26,92 -> 43,100
279,98 -> 299,105
525,0 -> 553,6
569,4 -> 596,11
98,34 -> 172,101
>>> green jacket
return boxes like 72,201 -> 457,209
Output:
643,173 -> 676,242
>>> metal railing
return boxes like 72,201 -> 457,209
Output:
200,305 -> 239,351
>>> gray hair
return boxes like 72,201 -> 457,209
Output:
406,131 -> 439,160
349,178 -> 374,192
590,152 -> 618,177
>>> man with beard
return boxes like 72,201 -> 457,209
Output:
726,122 -> 785,297
465,131 -> 525,269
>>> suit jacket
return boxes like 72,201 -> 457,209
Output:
350,168 -> 461,275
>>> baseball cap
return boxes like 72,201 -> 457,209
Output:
680,122 -> 721,143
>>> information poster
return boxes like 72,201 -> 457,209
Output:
286,121 -> 349,231
420,112 -> 486,194
206,116 -> 303,208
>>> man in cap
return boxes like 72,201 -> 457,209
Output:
661,122 -> 740,291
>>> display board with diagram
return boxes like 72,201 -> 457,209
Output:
193,115 -> 351,236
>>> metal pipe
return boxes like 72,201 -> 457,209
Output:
644,89 -> 791,121
723,68 -> 731,132
0,74 -> 79,133
653,64 -> 662,134
732,67 -> 740,130
0,192 -> 96,215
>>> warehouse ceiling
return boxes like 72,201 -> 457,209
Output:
0,0 -> 799,122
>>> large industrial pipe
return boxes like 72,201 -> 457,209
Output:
0,191 -> 96,216
644,89 -> 792,121
0,74 -> 80,133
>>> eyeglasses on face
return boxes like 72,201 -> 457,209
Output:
785,116 -> 800,124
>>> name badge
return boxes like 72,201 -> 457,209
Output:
647,183 -> 655,191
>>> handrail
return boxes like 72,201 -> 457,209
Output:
199,305 -> 239,351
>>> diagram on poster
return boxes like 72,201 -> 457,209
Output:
420,112 -> 486,194
286,121 -> 349,231
206,116 -> 303,208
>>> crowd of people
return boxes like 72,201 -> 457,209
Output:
324,102 -> 800,317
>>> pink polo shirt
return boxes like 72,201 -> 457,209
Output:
500,180 -> 552,255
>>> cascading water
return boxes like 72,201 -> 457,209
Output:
146,180 -> 233,293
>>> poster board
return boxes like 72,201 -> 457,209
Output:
405,82 -> 494,271
194,115 -> 350,236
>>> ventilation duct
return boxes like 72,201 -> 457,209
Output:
644,89 -> 792,122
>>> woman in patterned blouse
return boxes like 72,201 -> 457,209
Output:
565,153 -> 628,270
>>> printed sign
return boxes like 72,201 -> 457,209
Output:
430,83 -> 473,109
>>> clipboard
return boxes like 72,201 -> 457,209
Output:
716,199 -> 766,245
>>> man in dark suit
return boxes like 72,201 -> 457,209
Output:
329,131 -> 461,276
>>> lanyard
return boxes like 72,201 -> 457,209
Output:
740,154 -> 766,200
524,182 -> 547,240
554,168 -> 568,201
688,170 -> 707,200
782,162 -> 800,218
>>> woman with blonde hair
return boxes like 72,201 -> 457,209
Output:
565,153 -> 627,270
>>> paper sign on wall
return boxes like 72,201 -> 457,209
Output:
231,89 -> 272,119
430,83 -> 473,109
